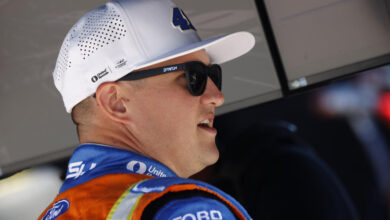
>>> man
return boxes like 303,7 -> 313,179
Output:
39,0 -> 255,219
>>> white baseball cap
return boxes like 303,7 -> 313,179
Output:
54,0 -> 255,113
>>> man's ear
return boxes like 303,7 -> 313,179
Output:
95,82 -> 131,123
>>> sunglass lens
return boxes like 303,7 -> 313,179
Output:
210,65 -> 222,91
187,69 -> 207,96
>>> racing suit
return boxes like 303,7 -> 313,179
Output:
39,144 -> 251,219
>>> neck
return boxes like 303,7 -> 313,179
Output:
77,117 -> 196,178
78,120 -> 148,156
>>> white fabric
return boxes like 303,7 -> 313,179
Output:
53,0 -> 255,113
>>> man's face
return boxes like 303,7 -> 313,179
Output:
120,50 -> 224,177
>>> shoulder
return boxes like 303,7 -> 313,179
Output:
148,193 -> 236,219
133,177 -> 250,219
39,173 -> 150,220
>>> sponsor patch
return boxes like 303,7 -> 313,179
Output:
91,68 -> 111,83
66,161 -> 97,179
42,199 -> 70,220
115,58 -> 127,69
132,182 -> 166,193
126,160 -> 167,177
126,160 -> 147,174
173,210 -> 223,220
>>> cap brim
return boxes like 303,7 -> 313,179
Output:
134,31 -> 255,70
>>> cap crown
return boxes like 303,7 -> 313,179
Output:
54,0 -> 200,113
53,0 -> 256,113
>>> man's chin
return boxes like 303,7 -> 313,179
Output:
203,143 -> 220,166
190,148 -> 219,180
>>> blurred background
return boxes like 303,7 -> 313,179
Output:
0,0 -> 389,219
213,64 -> 390,220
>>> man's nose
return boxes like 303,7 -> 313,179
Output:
200,77 -> 225,107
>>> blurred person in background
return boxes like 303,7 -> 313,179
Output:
315,65 -> 390,219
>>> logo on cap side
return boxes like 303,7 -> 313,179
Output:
115,59 -> 127,69
91,68 -> 111,83
172,7 -> 196,31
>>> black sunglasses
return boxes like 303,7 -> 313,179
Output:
117,61 -> 222,96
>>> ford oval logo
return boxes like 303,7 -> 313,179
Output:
42,199 -> 70,220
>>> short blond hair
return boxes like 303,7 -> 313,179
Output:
71,96 -> 95,126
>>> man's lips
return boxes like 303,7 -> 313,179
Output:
197,114 -> 216,134
198,113 -> 214,128
198,124 -> 217,134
